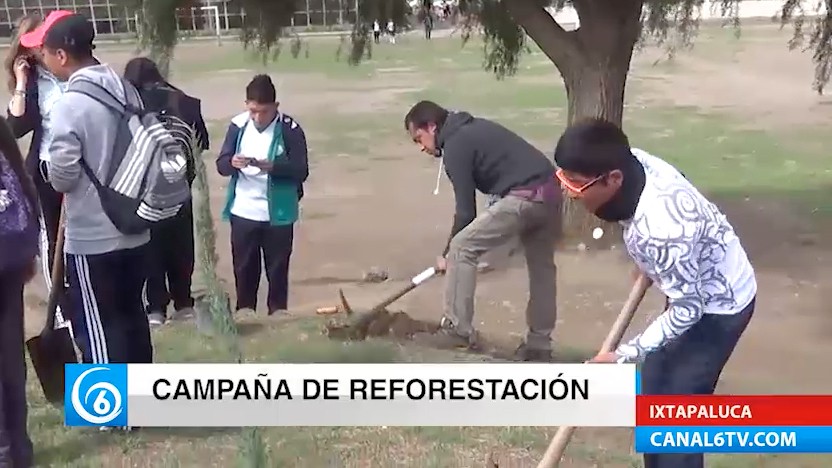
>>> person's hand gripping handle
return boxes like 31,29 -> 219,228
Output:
536,274 -> 652,468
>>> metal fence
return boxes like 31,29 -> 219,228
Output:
0,0 -> 359,40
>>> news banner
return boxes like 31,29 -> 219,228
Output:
65,363 -> 832,453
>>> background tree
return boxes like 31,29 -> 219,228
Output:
117,0 -> 832,237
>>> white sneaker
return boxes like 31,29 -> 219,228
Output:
172,307 -> 195,321
148,312 -> 166,328
99,426 -> 132,432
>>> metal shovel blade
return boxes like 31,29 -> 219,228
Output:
26,206 -> 78,406
26,326 -> 76,405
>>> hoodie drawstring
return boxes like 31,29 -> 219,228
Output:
433,157 -> 444,195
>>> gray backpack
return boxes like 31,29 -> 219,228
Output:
68,78 -> 190,235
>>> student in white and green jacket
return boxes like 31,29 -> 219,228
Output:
216,74 -> 309,316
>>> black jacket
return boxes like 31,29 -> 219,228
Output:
6,67 -> 44,179
438,111 -> 555,254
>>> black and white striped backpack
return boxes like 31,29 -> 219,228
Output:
68,78 -> 190,235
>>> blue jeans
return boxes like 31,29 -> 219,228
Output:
641,298 -> 756,468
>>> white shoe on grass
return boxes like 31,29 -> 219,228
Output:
172,307 -> 195,321
148,312 -> 166,328
99,426 -> 132,432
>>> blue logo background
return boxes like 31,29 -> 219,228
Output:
64,364 -> 128,427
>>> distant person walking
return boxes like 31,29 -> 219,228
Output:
373,20 -> 381,44
217,74 -> 309,316
387,20 -> 396,44
123,57 -> 210,328
423,10 -> 434,40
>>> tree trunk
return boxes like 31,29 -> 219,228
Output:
560,66 -> 631,246
563,61 -> 629,127
509,0 -> 643,247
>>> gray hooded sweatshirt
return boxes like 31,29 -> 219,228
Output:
49,64 -> 150,255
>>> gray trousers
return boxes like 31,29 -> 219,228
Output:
0,267 -> 34,468
444,194 -> 560,350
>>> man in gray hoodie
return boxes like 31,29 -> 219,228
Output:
23,11 -> 153,365
404,100 -> 562,361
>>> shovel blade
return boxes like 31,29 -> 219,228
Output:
338,288 -> 354,316
25,326 -> 77,405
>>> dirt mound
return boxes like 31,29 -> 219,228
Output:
324,308 -> 440,341
321,307 -> 545,363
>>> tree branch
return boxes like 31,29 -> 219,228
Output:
505,0 -> 580,71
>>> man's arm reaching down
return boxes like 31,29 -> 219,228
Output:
48,98 -> 83,193
441,140 -> 477,256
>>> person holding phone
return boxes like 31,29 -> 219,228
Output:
4,13 -> 69,325
216,74 -> 309,316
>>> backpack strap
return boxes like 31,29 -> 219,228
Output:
66,78 -> 149,188
68,77 -> 143,116
77,157 -> 105,191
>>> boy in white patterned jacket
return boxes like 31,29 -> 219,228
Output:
553,119 -> 757,468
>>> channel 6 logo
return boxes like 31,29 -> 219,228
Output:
64,364 -> 128,427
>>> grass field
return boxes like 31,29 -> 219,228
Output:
8,23 -> 832,467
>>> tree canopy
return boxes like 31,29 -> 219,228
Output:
116,0 -> 832,236
117,0 -> 832,96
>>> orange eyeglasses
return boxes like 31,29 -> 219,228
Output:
555,168 -> 605,194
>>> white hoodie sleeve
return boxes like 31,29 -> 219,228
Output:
615,241 -> 706,362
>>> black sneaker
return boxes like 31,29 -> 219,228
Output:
513,343 -> 552,362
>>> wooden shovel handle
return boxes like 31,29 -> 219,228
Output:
536,274 -> 652,468
43,205 -> 66,332
373,267 -> 436,311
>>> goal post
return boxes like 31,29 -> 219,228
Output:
200,5 -> 222,46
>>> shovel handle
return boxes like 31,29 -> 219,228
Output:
373,267 -> 436,311
536,274 -> 652,468
43,206 -> 66,332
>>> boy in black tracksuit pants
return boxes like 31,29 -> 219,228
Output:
43,14 -> 153,366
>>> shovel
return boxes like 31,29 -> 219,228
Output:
536,274 -> 652,468
327,267 -> 438,340
26,207 -> 78,405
